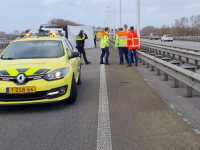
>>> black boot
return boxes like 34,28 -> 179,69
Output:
86,61 -> 91,65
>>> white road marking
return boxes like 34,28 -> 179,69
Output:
178,96 -> 188,103
177,112 -> 182,116
182,118 -> 191,124
170,104 -> 175,110
97,65 -> 112,150
193,129 -> 200,135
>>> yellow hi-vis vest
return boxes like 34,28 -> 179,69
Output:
126,29 -> 130,33
115,31 -> 128,47
100,32 -> 109,49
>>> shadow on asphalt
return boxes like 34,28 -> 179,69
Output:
0,85 -> 85,115
0,102 -> 73,115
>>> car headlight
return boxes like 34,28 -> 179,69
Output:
44,68 -> 69,81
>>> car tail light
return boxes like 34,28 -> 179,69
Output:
165,37 -> 167,38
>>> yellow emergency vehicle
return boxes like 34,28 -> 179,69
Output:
0,31 -> 81,105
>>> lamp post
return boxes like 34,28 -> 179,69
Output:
120,0 -> 121,28
107,7 -> 110,28
106,10 -> 109,27
137,0 -> 140,46
113,0 -> 115,37
110,0 -> 112,30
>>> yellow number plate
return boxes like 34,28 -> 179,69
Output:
6,87 -> 36,94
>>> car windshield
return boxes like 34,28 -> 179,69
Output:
2,40 -> 64,59
166,35 -> 172,37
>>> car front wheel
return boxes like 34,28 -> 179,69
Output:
77,67 -> 81,85
65,77 -> 77,104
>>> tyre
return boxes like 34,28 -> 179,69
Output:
77,67 -> 81,85
161,39 -> 162,42
164,40 -> 165,42
171,40 -> 173,42
65,77 -> 77,104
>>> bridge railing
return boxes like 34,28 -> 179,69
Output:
141,36 -> 200,42
0,40 -> 12,49
138,51 -> 200,97
141,41 -> 200,52
140,42 -> 200,67
109,38 -> 200,97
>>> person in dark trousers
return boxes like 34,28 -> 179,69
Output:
76,30 -> 91,65
100,27 -> 110,65
127,26 -> 140,67
94,32 -> 97,47
115,28 -> 129,65
124,24 -> 134,64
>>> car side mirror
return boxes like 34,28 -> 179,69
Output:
68,51 -> 80,59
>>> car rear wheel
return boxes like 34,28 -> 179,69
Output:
65,77 -> 77,104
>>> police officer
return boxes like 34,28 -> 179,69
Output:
76,30 -> 91,65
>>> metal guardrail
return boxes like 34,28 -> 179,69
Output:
141,41 -> 200,52
141,36 -> 200,42
173,36 -> 200,42
109,38 -> 200,97
138,51 -> 200,97
0,41 -> 11,49
140,42 -> 200,66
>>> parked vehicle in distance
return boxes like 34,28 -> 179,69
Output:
161,34 -> 173,42
149,33 -> 159,40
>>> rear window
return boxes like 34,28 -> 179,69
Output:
152,33 -> 158,36
166,35 -> 172,37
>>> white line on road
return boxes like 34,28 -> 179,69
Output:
178,96 -> 188,104
170,104 -> 175,110
97,65 -> 112,150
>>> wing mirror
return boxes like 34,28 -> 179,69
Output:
68,51 -> 80,59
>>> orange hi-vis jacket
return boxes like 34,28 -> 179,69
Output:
127,30 -> 140,50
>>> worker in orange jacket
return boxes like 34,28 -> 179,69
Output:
127,26 -> 140,67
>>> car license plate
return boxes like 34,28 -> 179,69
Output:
6,87 -> 36,94
168,38 -> 170,39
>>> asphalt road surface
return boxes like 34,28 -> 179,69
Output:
141,38 -> 200,50
0,42 -> 200,150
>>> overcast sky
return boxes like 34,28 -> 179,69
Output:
0,0 -> 199,33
